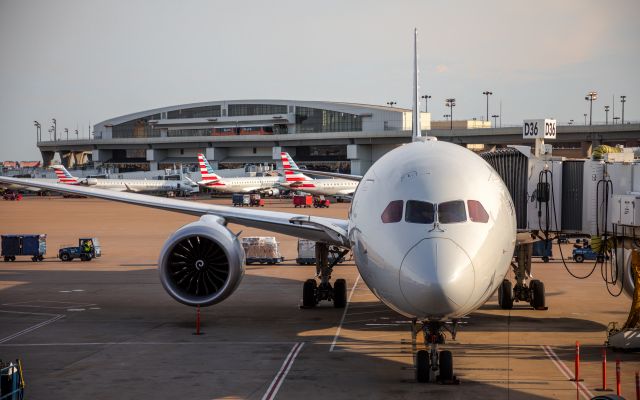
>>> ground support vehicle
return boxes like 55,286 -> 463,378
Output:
572,246 -> 608,263
313,195 -> 330,208
241,237 -> 284,264
1,234 -> 46,262
0,359 -> 25,399
249,194 -> 264,207
532,239 -> 552,263
58,238 -> 101,262
293,195 -> 313,208
232,193 -> 251,207
2,191 -> 22,201
296,239 -> 346,265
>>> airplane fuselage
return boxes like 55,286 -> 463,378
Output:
199,176 -> 281,194
289,178 -> 357,196
348,140 -> 517,321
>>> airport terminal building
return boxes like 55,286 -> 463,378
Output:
41,100 -> 429,175
35,99 -> 639,175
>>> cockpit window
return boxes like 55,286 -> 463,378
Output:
467,200 -> 489,223
405,200 -> 435,224
438,200 -> 467,224
381,200 -> 403,223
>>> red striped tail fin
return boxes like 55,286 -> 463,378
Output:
280,152 -> 312,183
52,165 -> 79,184
197,154 -> 221,182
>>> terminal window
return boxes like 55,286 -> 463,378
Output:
228,104 -> 287,117
295,107 -> 362,133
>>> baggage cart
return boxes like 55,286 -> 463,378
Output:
1,234 -> 46,262
241,237 -> 284,264
296,239 -> 345,265
313,195 -> 330,208
293,195 -> 312,208
532,239 -> 552,263
232,193 -> 251,207
249,194 -> 264,207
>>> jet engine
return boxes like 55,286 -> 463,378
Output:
85,178 -> 98,186
158,215 -> 245,306
264,188 -> 280,197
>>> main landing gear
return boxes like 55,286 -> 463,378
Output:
412,320 -> 459,384
499,243 -> 547,310
302,242 -> 349,309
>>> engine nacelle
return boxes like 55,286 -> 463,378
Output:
158,215 -> 245,306
85,178 -> 98,186
264,188 -> 280,197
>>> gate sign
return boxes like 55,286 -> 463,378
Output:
522,119 -> 556,139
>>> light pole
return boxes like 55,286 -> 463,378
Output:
620,95 -> 626,124
613,117 -> 620,125
604,105 -> 610,125
583,113 -> 588,125
51,118 -> 57,141
568,119 -> 574,125
47,128 -> 52,141
445,98 -> 456,130
421,95 -> 431,112
64,128 -> 69,140
482,91 -> 492,121
34,121 -> 41,142
386,101 -> 397,107
75,129 -> 79,139
585,91 -> 597,125
491,114 -> 499,127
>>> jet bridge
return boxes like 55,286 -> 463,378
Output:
480,143 -> 640,349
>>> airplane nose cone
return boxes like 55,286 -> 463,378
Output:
399,238 -> 475,317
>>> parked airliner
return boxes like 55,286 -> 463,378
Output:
1,29 -> 525,383
196,153 -> 281,195
52,165 -> 197,194
279,152 -> 358,196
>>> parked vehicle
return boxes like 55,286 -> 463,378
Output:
232,193 -> 251,207
1,234 -> 46,262
59,238 -> 101,262
2,191 -> 22,201
249,194 -> 265,207
293,195 -> 313,208
241,237 -> 283,264
572,246 -> 608,263
313,195 -> 330,208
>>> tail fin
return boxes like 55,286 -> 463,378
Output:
197,154 -> 222,181
412,28 -> 424,141
280,152 -> 311,183
51,165 -> 79,184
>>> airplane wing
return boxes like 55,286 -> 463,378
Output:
123,183 -> 139,193
241,187 -> 262,193
0,176 -> 350,247
290,169 -> 362,182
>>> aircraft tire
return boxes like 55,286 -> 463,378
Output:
303,279 -> 317,308
333,279 -> 347,308
416,350 -> 430,383
438,350 -> 454,382
530,280 -> 545,309
498,280 -> 513,309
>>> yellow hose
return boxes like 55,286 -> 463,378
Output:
592,145 -> 622,160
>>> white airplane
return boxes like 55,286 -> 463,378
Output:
52,165 -> 198,194
196,153 -> 281,196
279,152 -> 358,196
0,167 -> 80,192
3,29 -> 604,383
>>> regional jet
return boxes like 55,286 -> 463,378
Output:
196,153 -> 281,196
1,29 -> 571,383
52,165 -> 198,194
279,152 -> 359,196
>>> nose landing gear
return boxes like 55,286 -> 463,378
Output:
301,242 -> 349,308
412,319 -> 460,384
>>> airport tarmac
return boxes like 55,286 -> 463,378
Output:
0,197 -> 638,399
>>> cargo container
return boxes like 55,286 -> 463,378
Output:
241,237 -> 284,264
1,234 -> 46,262
293,195 -> 313,208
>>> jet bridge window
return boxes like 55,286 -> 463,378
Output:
381,200 -> 403,223
405,200 -> 435,224
438,200 -> 467,224
467,200 -> 489,223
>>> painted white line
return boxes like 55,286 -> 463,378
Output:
0,314 -> 64,344
541,345 -> 594,400
261,342 -> 304,400
329,275 -> 360,352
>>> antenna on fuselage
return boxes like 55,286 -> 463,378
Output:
412,28 -> 424,142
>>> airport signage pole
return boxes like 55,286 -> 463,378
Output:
523,118 -> 556,157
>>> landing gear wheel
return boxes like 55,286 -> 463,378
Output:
302,279 -> 317,308
415,350 -> 430,383
438,350 -> 454,382
530,279 -> 546,309
333,279 -> 347,308
498,279 -> 513,309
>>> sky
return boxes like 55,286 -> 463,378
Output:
0,0 -> 639,161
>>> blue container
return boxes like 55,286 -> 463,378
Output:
1,234 -> 46,261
